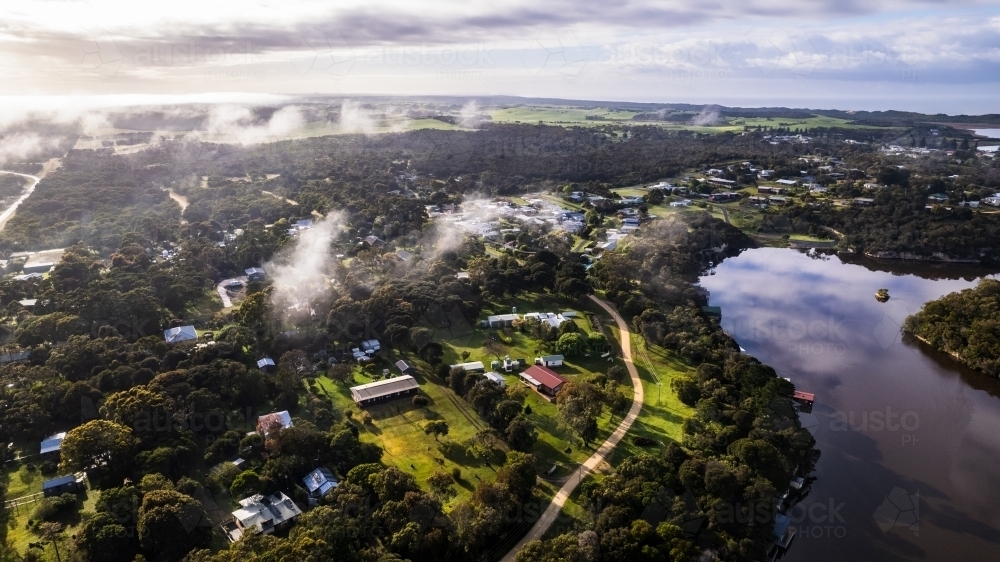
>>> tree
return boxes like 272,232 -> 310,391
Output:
607,365 -> 627,383
76,512 -> 138,562
229,470 -> 262,498
423,420 -> 449,441
504,415 -> 537,452
426,471 -> 456,499
59,420 -> 136,483
496,451 -> 537,503
36,522 -> 65,562
136,489 -> 212,559
556,382 -> 605,445
555,332 -> 587,357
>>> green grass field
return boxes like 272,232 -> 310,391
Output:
489,106 -> 639,126
488,106 -> 891,133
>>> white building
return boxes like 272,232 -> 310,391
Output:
227,493 -> 302,542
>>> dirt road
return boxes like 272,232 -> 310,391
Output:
500,295 -> 644,561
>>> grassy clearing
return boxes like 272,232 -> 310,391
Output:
1,464 -> 99,555
488,107 -> 638,126
314,371 -> 498,509
612,330 -> 694,464
309,295 -> 631,508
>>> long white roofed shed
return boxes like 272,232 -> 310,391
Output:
350,375 -> 419,406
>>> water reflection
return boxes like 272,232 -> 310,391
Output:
699,248 -> 1000,561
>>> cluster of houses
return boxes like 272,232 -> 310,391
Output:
484,310 -> 578,329
436,198 -> 591,239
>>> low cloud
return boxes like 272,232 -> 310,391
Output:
264,213 -> 345,320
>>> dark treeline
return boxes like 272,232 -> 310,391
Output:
904,278 -> 1000,377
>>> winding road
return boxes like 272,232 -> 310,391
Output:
0,171 -> 41,231
0,158 -> 61,231
500,295 -> 644,562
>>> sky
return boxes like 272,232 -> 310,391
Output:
1,0 -> 1000,114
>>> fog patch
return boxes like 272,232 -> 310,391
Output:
691,107 -> 722,126
264,212 -> 345,321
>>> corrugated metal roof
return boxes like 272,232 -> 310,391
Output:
351,375 -> 419,401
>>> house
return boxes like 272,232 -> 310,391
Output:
534,354 -> 564,367
13,273 -> 44,281
927,193 -> 949,203
852,198 -> 875,207
363,235 -> 385,248
292,219 -> 313,230
245,267 -> 266,282
623,217 -> 640,227
770,513 -> 796,554
396,250 -> 414,262
455,272 -> 470,279
983,195 -> 1000,207
768,196 -> 788,205
707,178 -> 736,186
959,201 -> 980,208
519,365 -> 568,396
746,196 -> 768,206
227,492 -> 303,542
350,375 -> 420,406
40,432 -> 66,458
523,313 -> 571,328
487,314 -> 520,328
163,325 -> 197,344
620,195 -> 644,206
670,199 -> 692,207
395,360 -> 416,375
708,192 -> 740,202
361,339 -> 381,353
256,357 -> 276,371
352,348 -> 372,362
775,179 -> 798,186
483,372 -> 507,387
449,361 -> 485,372
302,468 -> 338,503
793,390 -> 815,409
22,262 -> 54,274
42,475 -> 81,497
257,411 -> 293,435
759,170 -> 775,178
758,186 -> 786,195
863,183 -> 884,190
0,350 -> 30,364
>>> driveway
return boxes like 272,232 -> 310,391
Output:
500,295 -> 644,561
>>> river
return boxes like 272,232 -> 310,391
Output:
699,248 -> 1000,561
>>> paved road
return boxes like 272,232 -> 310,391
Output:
500,295 -> 645,562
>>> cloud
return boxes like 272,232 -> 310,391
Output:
0,133 -> 63,164
202,105 -> 305,143
265,213 -> 346,319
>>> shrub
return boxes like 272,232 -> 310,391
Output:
412,395 -> 429,407
32,493 -> 77,521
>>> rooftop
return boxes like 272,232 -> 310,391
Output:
350,375 -> 419,401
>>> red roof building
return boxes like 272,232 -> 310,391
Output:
520,365 -> 568,396
793,391 -> 815,406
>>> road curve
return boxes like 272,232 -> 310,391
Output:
500,295 -> 644,562
0,171 -> 41,231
